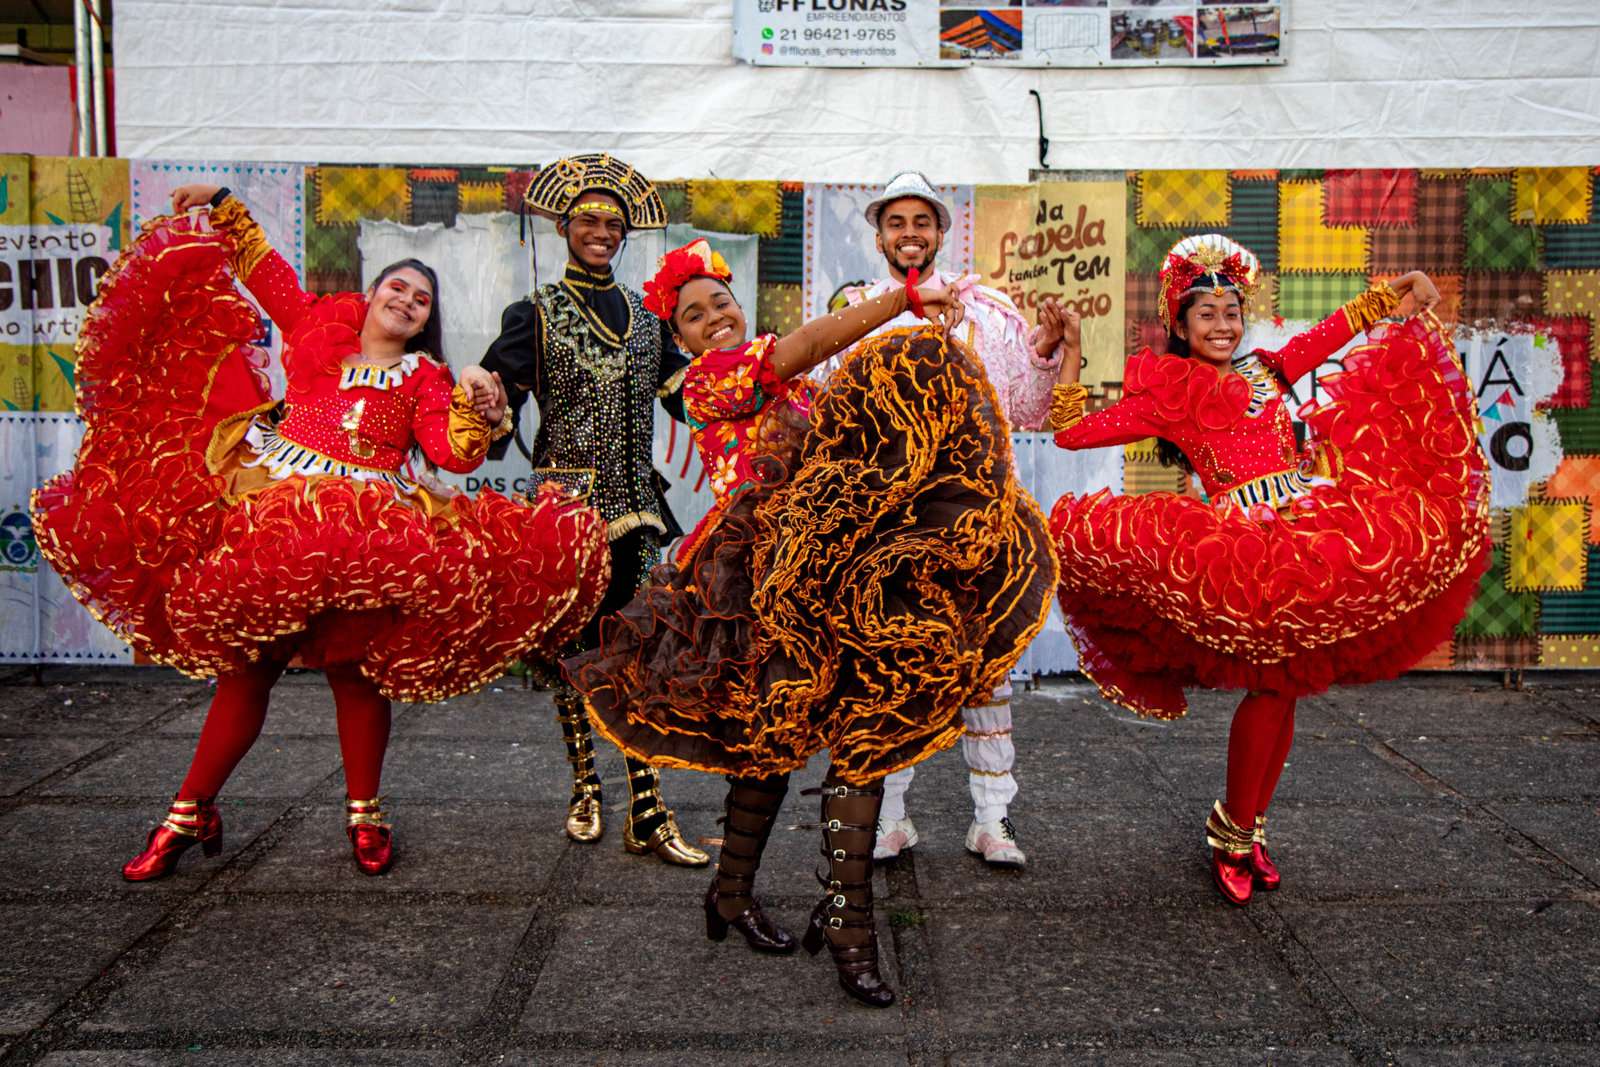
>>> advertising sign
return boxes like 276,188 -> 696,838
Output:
733,0 -> 1284,68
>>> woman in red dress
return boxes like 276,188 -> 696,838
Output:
1046,234 -> 1489,905
33,184 -> 608,879
560,241 -> 1055,1007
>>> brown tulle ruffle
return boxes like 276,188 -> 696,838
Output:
566,327 -> 1058,785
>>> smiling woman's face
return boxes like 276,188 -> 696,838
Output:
365,267 -> 433,343
672,276 -> 747,357
1176,290 -> 1244,367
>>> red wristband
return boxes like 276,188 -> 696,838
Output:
906,267 -> 925,319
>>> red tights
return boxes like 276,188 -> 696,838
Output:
178,660 -> 392,801
1224,692 -> 1296,829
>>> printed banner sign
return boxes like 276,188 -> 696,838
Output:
973,181 -> 1125,392
732,0 -> 1283,68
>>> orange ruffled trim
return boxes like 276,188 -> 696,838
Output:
1050,316 -> 1490,719
31,213 -> 610,702
568,328 -> 1058,785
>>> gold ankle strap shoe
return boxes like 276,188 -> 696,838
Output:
566,782 -> 603,843
1205,800 -> 1254,856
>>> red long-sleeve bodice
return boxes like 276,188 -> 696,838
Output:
210,197 -> 489,476
1055,309 -> 1367,511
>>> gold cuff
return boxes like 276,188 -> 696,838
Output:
489,414 -> 515,441
208,194 -> 273,279
446,384 -> 492,462
1341,280 -> 1401,334
1049,381 -> 1087,432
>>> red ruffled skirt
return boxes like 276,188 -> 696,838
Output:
565,329 -> 1058,785
31,215 -> 609,702
1051,318 -> 1491,719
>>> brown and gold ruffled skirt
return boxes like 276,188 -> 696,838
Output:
564,327 -> 1057,785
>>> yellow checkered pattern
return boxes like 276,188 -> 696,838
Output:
1507,501 -> 1590,591
1136,170 -> 1231,227
1541,636 -> 1600,667
1278,181 -> 1368,273
458,181 -> 505,215
314,167 -> 411,226
1512,167 -> 1593,225
688,180 -> 783,238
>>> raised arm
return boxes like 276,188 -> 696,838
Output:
172,184 -> 318,335
1259,279 -> 1418,385
769,281 -> 964,380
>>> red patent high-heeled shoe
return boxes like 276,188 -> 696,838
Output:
1250,813 -> 1281,891
346,796 -> 393,876
1205,801 -> 1254,907
123,796 -> 222,881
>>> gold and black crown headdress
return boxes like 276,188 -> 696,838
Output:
523,153 -> 666,232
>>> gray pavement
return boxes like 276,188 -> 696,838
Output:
0,666 -> 1596,1067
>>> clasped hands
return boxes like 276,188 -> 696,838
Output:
458,366 -> 509,424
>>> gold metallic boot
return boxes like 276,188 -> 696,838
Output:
555,692 -> 603,843
622,761 -> 709,867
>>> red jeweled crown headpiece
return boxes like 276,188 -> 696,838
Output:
643,239 -> 733,321
1157,234 -> 1262,331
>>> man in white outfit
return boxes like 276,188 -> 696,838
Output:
812,171 -> 1070,869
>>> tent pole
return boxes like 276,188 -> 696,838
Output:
73,0 -> 93,156
89,0 -> 108,156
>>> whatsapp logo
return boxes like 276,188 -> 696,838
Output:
762,27 -> 773,39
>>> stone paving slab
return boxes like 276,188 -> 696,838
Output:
1275,900 -> 1600,1027
393,685 -> 554,741
1319,686 -> 1587,738
158,685 -> 342,738
1386,1044 -> 1600,1066
1485,800 -> 1600,883
40,1054 -> 466,1066
520,905 -> 904,1036
42,737 -> 341,800
504,1054 -> 911,1067
0,799 -> 285,893
1143,738 -> 1435,802
362,738 -> 572,805
0,684 -> 191,738
84,903 -> 532,1032
1259,801 -> 1567,900
0,737 -> 118,796
1388,738 -> 1600,798
927,907 -> 1321,1035
946,1048 -> 1355,1067
0,903 -> 164,1033
906,803 -> 1207,905
240,800 -> 569,894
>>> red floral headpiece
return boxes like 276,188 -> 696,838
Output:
642,239 -> 733,321
1157,234 -> 1262,331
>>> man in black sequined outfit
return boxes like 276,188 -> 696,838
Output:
474,154 -> 706,868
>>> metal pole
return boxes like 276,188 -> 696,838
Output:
89,0 -> 107,156
73,0 -> 93,156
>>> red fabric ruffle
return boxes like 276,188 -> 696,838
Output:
32,214 -> 609,702
1051,317 -> 1490,718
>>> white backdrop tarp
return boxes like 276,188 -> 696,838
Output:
116,1 -> 1600,180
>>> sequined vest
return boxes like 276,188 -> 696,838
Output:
532,282 -> 665,539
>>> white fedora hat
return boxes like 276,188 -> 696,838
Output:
863,171 -> 952,232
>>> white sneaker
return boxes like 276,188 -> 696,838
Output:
966,816 -> 1026,869
874,815 -> 919,861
